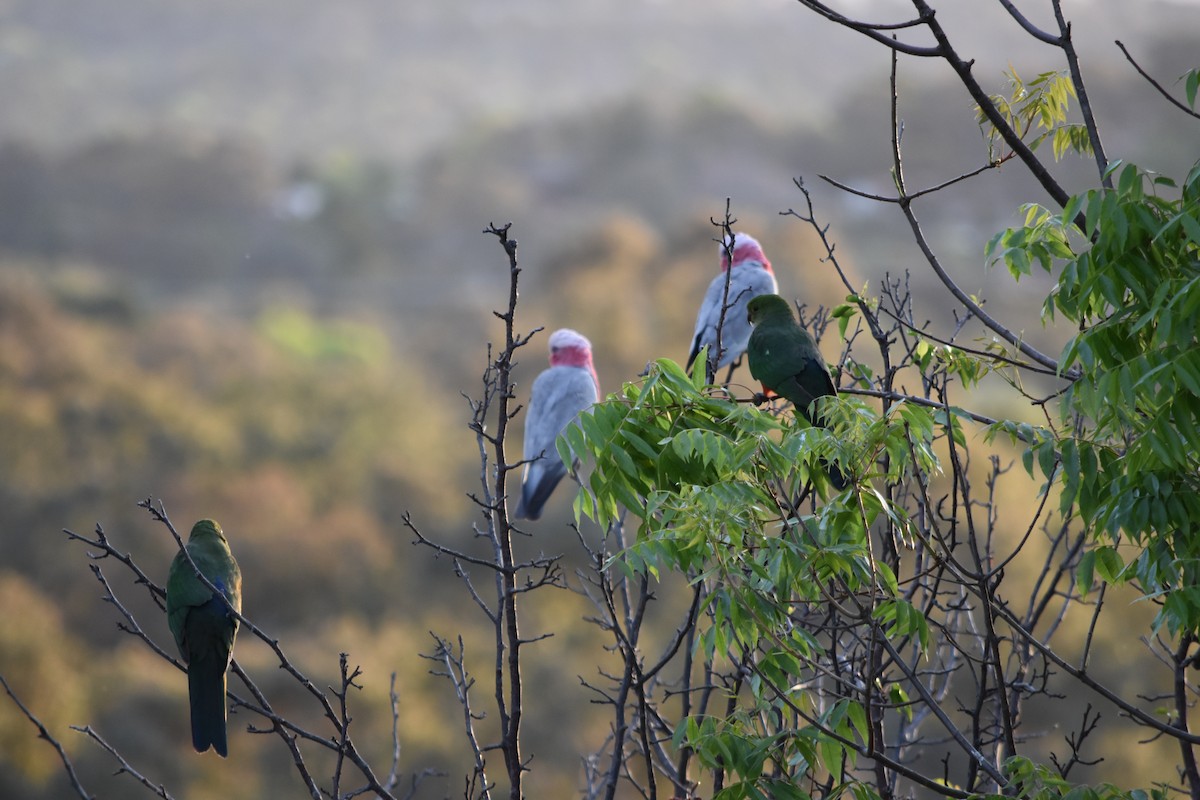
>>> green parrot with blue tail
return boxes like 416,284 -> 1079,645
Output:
167,519 -> 242,757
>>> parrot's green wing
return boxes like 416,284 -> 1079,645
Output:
166,519 -> 241,757
167,552 -> 215,651
747,295 -> 847,490
747,319 -> 837,425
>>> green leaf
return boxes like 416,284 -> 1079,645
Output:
1036,439 -> 1058,480
1061,193 -> 1085,227
1180,212 -> 1200,247
831,302 -> 858,341
608,439 -> 638,480
618,428 -> 660,463
1095,546 -> 1125,583
819,738 -> 844,783
888,684 -> 912,722
846,701 -> 868,743
1118,162 -> 1141,196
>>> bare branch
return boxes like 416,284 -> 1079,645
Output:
995,0 -> 1059,45
793,0 -> 941,57
72,725 -> 175,800
1116,40 -> 1200,121
0,674 -> 94,800
1050,0 -> 1111,185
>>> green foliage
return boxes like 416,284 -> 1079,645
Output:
986,203 -> 1078,281
552,106 -> 1200,797
672,701 -> 889,800
563,357 -> 951,789
980,756 -> 1170,800
562,355 -> 781,536
985,156 -> 1200,635
980,69 -> 1093,162
1013,160 -> 1200,634
1184,68 -> 1199,109
913,339 -> 991,389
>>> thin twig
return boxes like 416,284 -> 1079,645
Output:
72,725 -> 175,800
0,674 -> 94,800
1115,40 -> 1200,121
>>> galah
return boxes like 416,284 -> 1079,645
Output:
166,519 -> 242,757
746,293 -> 848,490
515,328 -> 600,520
687,232 -> 778,376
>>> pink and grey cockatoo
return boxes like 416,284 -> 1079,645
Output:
515,328 -> 600,520
687,232 -> 778,375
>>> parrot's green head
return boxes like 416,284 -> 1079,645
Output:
746,294 -> 793,326
188,519 -> 227,544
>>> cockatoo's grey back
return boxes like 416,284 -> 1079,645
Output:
688,263 -> 778,370
516,365 -> 597,519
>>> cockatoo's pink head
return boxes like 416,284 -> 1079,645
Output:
719,232 -> 772,273
547,328 -> 600,390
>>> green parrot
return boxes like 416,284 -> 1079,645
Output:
166,519 -> 242,757
746,293 -> 848,490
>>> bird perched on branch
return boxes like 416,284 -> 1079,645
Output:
687,232 -> 778,377
746,293 -> 848,490
167,519 -> 242,757
516,328 -> 600,520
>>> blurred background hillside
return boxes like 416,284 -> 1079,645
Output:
0,0 -> 1196,797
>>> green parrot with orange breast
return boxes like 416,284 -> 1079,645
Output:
746,293 -> 848,490
166,519 -> 242,757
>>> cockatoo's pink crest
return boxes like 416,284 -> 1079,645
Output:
548,328 -> 599,393
719,232 -> 773,273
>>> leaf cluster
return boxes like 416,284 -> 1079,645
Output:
559,355 -> 958,795
994,159 -> 1200,635
980,69 -> 1093,163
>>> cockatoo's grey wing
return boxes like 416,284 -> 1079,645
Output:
515,366 -> 598,520
689,266 -> 778,371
